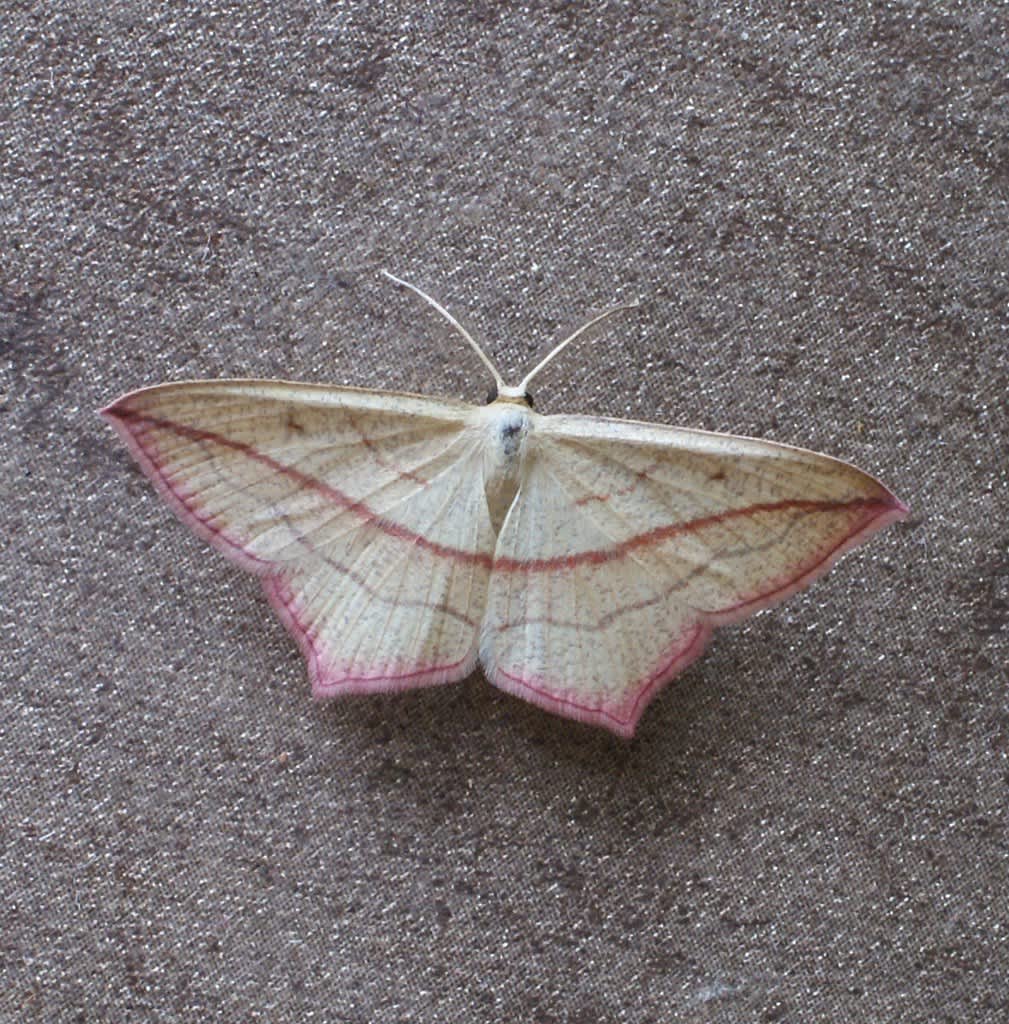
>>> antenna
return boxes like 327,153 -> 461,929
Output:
381,270 -> 505,390
381,270 -> 639,397
518,300 -> 640,393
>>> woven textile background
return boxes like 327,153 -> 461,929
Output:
3,3 -> 1006,1021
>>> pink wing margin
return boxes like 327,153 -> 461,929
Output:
100,400 -> 277,576
103,384 -> 908,738
101,383 -> 494,700
492,496 -> 908,738
481,413 -> 910,738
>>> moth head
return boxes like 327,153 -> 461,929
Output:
486,384 -> 534,408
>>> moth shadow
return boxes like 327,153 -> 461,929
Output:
309,634 -> 801,843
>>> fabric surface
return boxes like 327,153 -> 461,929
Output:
3,3 -> 1006,1021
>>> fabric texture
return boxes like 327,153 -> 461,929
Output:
3,3 -> 1006,1021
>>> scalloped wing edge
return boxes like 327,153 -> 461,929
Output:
482,494 -> 908,738
103,396 -> 907,737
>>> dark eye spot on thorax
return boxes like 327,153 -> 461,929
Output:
498,414 -> 527,458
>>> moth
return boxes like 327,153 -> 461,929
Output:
103,272 -> 907,737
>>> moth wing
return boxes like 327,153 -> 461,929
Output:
103,381 -> 494,694
482,413 -> 907,736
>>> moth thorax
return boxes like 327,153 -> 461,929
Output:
481,403 -> 530,535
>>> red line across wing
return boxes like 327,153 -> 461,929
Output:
111,408 -> 903,579
110,406 -> 494,569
